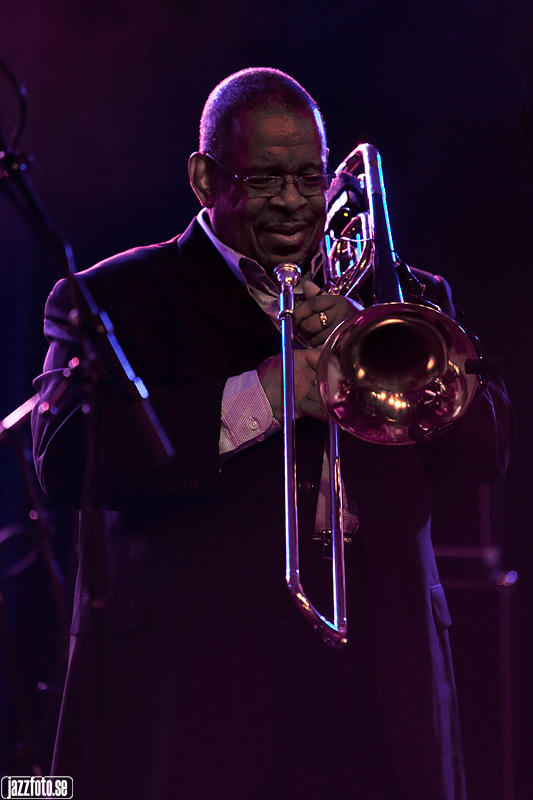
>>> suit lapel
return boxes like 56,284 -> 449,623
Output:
175,219 -> 281,353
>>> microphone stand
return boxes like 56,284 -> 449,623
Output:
0,399 -> 70,775
0,133 -> 175,602
0,64 -> 175,784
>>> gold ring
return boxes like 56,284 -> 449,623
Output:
319,312 -> 328,329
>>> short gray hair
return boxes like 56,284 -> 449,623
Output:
199,67 -> 326,160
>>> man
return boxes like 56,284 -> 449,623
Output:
32,68 -> 514,800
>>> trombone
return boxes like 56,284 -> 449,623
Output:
274,263 -> 348,649
275,143 -> 482,648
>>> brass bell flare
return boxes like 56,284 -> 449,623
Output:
317,302 -> 479,444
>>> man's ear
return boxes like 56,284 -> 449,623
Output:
188,152 -> 216,208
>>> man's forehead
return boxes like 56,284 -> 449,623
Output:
227,105 -> 327,161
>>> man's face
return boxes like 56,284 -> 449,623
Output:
209,107 -> 328,274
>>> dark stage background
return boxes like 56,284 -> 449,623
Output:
1,1 -> 532,797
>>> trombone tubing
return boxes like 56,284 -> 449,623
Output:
274,263 -> 348,649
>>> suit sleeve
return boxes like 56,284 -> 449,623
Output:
414,274 -> 516,483
31,276 -> 227,512
417,374 -> 515,484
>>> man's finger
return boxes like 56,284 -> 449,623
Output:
302,280 -> 321,300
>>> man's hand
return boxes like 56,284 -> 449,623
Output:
257,282 -> 362,423
257,349 -> 327,423
294,281 -> 363,347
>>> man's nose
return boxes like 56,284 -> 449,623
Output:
270,178 -> 307,208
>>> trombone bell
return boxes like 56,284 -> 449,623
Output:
317,302 -> 479,444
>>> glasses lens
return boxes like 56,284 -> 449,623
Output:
245,173 -> 333,197
297,174 -> 333,196
245,177 -> 281,196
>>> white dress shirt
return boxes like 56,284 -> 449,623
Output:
197,209 -> 358,536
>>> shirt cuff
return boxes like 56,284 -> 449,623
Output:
219,370 -> 281,457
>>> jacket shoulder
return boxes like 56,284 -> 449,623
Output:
80,236 -> 180,283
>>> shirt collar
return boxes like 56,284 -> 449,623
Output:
196,208 -> 325,295
197,208 -> 248,287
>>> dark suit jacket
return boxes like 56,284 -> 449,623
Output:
32,219 -> 514,800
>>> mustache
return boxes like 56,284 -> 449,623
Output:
263,217 -> 314,229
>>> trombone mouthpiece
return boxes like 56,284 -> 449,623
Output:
273,263 -> 301,289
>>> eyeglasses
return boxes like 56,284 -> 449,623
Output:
205,153 -> 334,198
